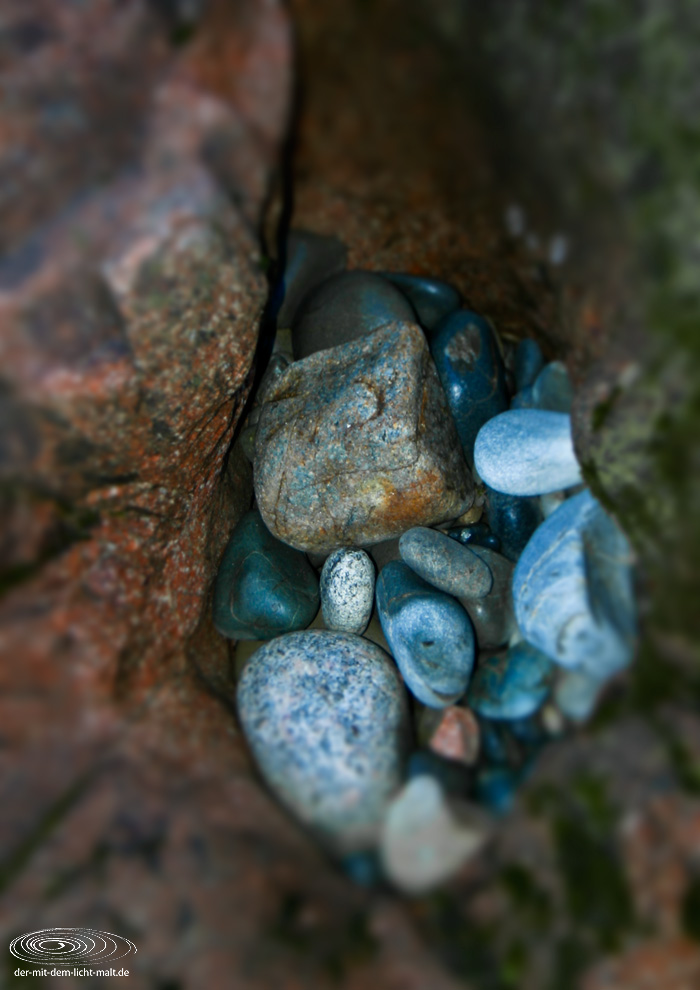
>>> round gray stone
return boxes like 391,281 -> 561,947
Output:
320,548 -> 375,634
237,630 -> 408,850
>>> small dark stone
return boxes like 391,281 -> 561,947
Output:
213,509 -> 319,640
406,750 -> 472,798
485,485 -> 543,562
275,230 -> 347,329
430,309 -> 509,461
447,522 -> 501,553
291,270 -> 416,359
379,272 -> 460,332
514,338 -> 545,392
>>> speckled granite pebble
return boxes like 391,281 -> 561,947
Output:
513,490 -> 636,676
474,409 -> 582,495
255,322 -> 474,551
275,230 -> 347,329
292,270 -> 416,359
399,526 -> 492,598
237,630 -> 408,850
213,510 -> 319,640
380,776 -> 486,894
458,545 -> 516,649
376,561 -> 476,708
430,310 -> 509,461
468,641 -> 554,720
380,272 -> 460,332
320,548 -> 375,634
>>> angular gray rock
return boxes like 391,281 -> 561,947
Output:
254,322 -> 474,551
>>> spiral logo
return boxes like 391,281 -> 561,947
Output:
9,928 -> 136,965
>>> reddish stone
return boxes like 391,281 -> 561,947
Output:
424,707 -> 481,767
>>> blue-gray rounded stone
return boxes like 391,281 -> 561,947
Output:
291,270 -> 416,359
237,630 -> 408,850
474,409 -> 582,496
275,230 -> 347,329
320,548 -> 375,634
213,510 -> 319,640
380,272 -> 461,332
376,561 -> 476,709
430,310 -> 509,461
468,641 -> 554,720
513,490 -> 636,676
398,526 -> 493,598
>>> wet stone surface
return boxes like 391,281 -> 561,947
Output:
255,321 -> 474,551
320,546 -> 375,634
398,525 -> 493,599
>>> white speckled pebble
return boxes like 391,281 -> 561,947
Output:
320,548 -> 375,634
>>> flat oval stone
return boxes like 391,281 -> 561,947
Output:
213,510 -> 319,640
237,630 -> 408,850
379,272 -> 461,332
513,490 -> 636,676
430,310 -> 509,461
376,561 -> 476,708
514,338 -> 544,391
399,526 -> 493,598
447,522 -> 501,553
255,323 -> 473,551
485,486 -> 542,562
474,410 -> 582,495
458,546 -> 516,649
380,776 -> 486,894
291,270 -> 416,359
320,547 -> 375,634
468,642 -> 554,720
275,230 -> 347,329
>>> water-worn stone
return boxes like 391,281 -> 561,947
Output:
474,409 -> 582,495
485,486 -> 542,562
468,642 -> 554,720
275,230 -> 347,329
458,546 -> 516,649
399,526 -> 493,598
419,705 -> 481,766
380,776 -> 486,894
513,490 -> 637,676
380,272 -> 461,332
376,561 -> 476,708
237,630 -> 408,850
554,667 -> 608,722
447,522 -> 502,553
291,270 -> 416,359
213,510 -> 319,640
430,309 -> 509,461
514,338 -> 545,391
255,322 -> 474,551
532,361 -> 574,412
320,547 -> 375,634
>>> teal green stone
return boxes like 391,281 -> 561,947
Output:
380,272 -> 461,331
213,510 -> 319,639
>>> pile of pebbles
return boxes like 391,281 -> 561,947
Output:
213,231 -> 637,894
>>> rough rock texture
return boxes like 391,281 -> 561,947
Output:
255,322 -> 473,551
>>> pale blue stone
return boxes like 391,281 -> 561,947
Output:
512,490 -> 636,678
468,641 -> 554,720
554,667 -> 608,722
474,410 -> 582,496
398,526 -> 493,598
376,561 -> 476,708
